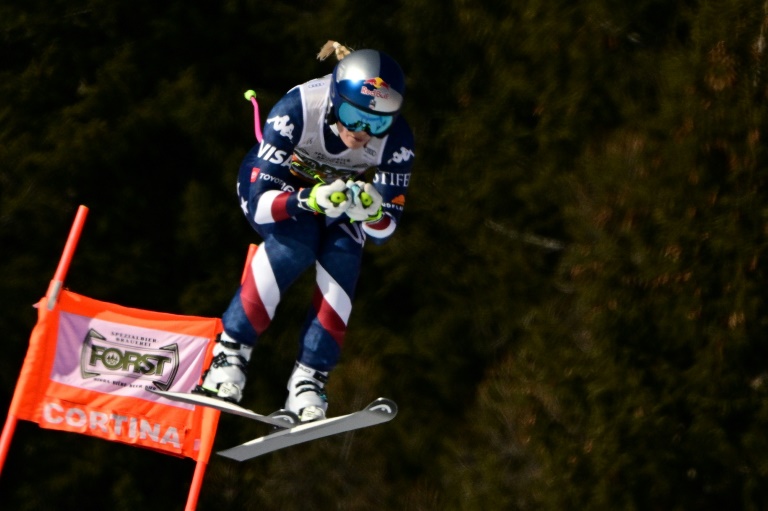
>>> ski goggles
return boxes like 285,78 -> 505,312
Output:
337,102 -> 395,136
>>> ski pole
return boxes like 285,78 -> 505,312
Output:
244,90 -> 263,143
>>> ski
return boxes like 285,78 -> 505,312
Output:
217,398 -> 398,461
149,389 -> 298,429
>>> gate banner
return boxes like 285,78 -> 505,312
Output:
9,290 -> 222,461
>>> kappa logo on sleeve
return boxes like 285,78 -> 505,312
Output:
387,146 -> 415,165
266,115 -> 295,141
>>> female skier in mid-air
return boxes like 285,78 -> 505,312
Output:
195,41 -> 415,422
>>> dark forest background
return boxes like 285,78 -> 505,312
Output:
2,1 -> 768,510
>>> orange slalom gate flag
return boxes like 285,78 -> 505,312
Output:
9,290 -> 223,462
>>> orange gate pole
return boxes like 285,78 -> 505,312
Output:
0,205 -> 89,476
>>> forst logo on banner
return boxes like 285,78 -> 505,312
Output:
80,328 -> 180,391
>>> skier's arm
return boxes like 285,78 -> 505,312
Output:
363,119 -> 416,244
240,87 -> 339,225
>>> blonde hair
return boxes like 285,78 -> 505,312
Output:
317,40 -> 353,62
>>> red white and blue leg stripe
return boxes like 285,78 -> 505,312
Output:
222,218 -> 363,372
222,239 -> 313,346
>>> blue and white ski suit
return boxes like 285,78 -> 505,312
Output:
221,75 -> 415,372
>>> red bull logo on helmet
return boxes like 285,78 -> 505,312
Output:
364,77 -> 390,89
361,77 -> 391,99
